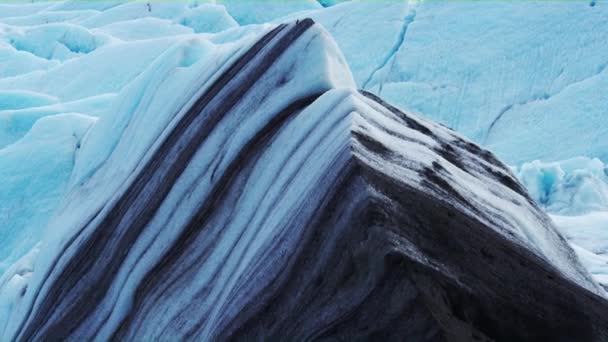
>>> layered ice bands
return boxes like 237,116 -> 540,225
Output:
2,20 -> 607,341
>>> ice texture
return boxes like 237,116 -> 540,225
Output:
1,19 -> 605,340
0,1 -> 607,337
0,1 -> 269,278
514,158 -> 608,287
284,1 -> 608,164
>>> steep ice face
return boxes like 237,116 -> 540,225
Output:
1,1 -> 607,165
0,1 -> 271,278
0,1 -> 606,339
516,158 -> 608,215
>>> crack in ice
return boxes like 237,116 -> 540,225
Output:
484,61 -> 608,143
362,8 -> 416,92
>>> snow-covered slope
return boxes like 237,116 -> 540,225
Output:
1,19 -> 607,341
0,1 -> 607,339
514,158 -> 608,288
0,1 -> 290,278
516,158 -> 608,215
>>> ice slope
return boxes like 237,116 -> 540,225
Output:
0,1 -> 606,165
2,19 -> 607,341
0,114 -> 93,274
0,1 -> 271,278
554,213 -> 608,287
516,157 -> 608,215
0,1 -> 606,336
281,1 -> 608,288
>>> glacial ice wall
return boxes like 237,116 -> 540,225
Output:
0,2 -> 272,274
1,1 -> 607,278
0,1 -> 607,339
2,19 -> 607,341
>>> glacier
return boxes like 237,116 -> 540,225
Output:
2,19 -> 608,340
0,0 -> 607,340
514,157 -> 608,288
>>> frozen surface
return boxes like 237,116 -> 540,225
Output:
514,158 -> 608,287
361,1 -> 607,165
553,212 -> 608,288
0,114 -> 93,274
0,0 -> 606,167
219,0 -> 321,25
0,0 -> 606,333
0,19 -> 603,339
516,157 -> 608,215
0,1 -> 268,279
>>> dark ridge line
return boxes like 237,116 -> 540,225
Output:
19,19 -> 316,341
480,163 -> 528,198
419,166 -> 473,212
352,130 -> 392,156
435,142 -> 468,172
359,89 -> 532,202
352,106 -> 429,152
452,138 -> 502,168
358,89 -> 435,137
